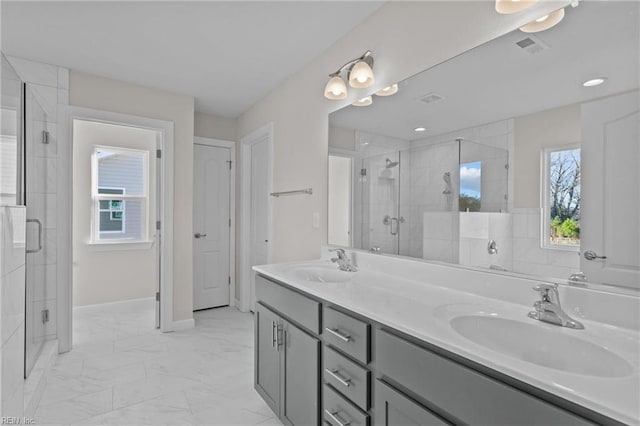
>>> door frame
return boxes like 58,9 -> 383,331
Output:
328,147 -> 357,248
239,123 -> 273,312
58,105 -> 175,352
193,136 -> 237,308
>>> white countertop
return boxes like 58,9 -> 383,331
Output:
253,254 -> 640,425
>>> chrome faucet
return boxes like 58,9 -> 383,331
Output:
329,248 -> 358,272
528,283 -> 584,329
568,271 -> 588,284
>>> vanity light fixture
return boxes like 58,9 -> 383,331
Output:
582,77 -> 607,87
414,127 -> 427,132
352,96 -> 373,107
324,75 -> 348,100
495,0 -> 537,14
324,51 -> 375,100
375,84 -> 399,97
519,8 -> 565,33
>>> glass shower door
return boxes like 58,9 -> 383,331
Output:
24,86 -> 49,377
360,152 -> 401,254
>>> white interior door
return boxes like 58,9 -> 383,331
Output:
581,90 -> 640,288
193,144 -> 231,310
250,139 -> 269,310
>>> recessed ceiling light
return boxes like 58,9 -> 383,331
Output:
582,77 -> 607,87
414,127 -> 427,132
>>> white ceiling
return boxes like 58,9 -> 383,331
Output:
330,1 -> 640,141
1,1 -> 384,117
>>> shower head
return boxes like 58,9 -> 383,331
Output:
443,172 -> 452,185
385,158 -> 399,168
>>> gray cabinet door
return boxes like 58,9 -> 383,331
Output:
375,380 -> 450,426
283,320 -> 320,426
255,303 -> 281,416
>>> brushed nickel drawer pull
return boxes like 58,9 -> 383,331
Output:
325,368 -> 351,388
325,327 -> 351,342
324,409 -> 351,426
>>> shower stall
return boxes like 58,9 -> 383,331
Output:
355,137 -> 508,260
0,53 -> 53,381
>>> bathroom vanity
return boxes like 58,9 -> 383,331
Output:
253,250 -> 639,426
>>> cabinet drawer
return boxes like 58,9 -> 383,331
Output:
255,274 -> 321,334
324,306 -> 370,363
375,379 -> 450,426
375,329 -> 593,425
324,384 -> 369,426
324,346 -> 370,411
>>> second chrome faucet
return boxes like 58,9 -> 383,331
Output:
329,248 -> 358,272
528,283 -> 584,329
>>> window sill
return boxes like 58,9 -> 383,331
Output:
541,244 -> 580,253
87,240 -> 154,252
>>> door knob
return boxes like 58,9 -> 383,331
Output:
194,233 -> 207,239
583,250 -> 606,261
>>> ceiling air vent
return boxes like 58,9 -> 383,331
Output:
515,35 -> 550,55
417,92 -> 444,105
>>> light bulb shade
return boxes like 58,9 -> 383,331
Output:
495,0 -> 537,14
519,7 -> 565,33
349,60 -> 375,88
324,75 -> 348,100
352,96 -> 373,107
375,84 -> 399,97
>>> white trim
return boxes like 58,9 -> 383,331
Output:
86,241 -> 154,251
58,105 -> 175,353
172,318 -> 195,331
239,123 -> 273,313
73,296 -> 155,310
193,136 -> 237,308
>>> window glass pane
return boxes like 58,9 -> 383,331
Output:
99,199 -> 145,240
96,148 -> 146,196
548,148 -> 580,246
460,161 -> 481,212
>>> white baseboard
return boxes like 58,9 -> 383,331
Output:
171,318 -> 195,331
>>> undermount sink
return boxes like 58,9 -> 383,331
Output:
451,315 -> 633,378
292,266 -> 353,283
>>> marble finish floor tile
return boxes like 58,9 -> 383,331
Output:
34,300 -> 280,425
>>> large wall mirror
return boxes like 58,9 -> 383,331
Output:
328,1 -> 639,289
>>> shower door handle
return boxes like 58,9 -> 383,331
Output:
26,218 -> 43,254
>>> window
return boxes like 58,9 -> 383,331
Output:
98,188 -> 125,234
459,161 -> 481,212
543,146 -> 580,249
92,146 -> 149,243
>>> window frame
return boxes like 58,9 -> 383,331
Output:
541,143 -> 581,251
90,145 -> 150,244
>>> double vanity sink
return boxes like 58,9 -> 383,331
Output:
254,250 -> 639,425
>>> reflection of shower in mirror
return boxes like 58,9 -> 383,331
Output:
385,158 -> 399,168
442,172 -> 452,195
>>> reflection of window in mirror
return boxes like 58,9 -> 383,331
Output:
542,146 -> 581,250
459,161 -> 481,212
328,154 -> 352,247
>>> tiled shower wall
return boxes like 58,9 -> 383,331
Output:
7,56 -> 70,343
